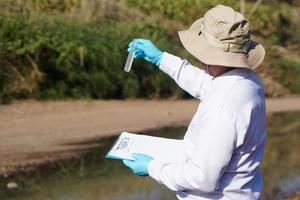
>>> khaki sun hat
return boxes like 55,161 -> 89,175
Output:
178,5 -> 265,70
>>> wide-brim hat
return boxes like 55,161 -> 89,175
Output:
178,5 -> 265,70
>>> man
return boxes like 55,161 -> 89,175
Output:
122,5 -> 266,200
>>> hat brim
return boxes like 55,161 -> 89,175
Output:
178,22 -> 265,70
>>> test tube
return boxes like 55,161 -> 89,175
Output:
124,48 -> 135,72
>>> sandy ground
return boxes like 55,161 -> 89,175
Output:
1,97 -> 300,174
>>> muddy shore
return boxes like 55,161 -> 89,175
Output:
1,97 -> 300,175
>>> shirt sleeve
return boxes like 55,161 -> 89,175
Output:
148,107 -> 237,193
159,52 -> 213,100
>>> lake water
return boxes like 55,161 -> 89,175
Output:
1,112 -> 300,200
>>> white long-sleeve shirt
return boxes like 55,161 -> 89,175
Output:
148,52 -> 266,200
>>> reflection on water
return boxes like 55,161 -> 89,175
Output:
1,112 -> 300,200
263,112 -> 300,199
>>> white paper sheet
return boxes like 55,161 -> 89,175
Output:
106,132 -> 186,163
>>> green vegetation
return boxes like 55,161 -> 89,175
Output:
270,58 -> 300,93
0,0 -> 300,103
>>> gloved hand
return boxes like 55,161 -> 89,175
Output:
122,153 -> 153,176
128,39 -> 163,66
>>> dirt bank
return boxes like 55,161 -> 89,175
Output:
1,97 -> 300,175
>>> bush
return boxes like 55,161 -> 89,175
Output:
0,13 -> 184,102
1,0 -> 300,103
269,58 -> 300,93
123,0 -> 239,25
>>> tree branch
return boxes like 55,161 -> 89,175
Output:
249,0 -> 263,17
240,0 -> 246,15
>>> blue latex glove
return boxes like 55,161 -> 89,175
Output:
128,39 -> 163,66
122,153 -> 153,176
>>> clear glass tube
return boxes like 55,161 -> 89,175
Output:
124,49 -> 135,72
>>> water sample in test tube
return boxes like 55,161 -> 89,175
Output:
124,48 -> 135,72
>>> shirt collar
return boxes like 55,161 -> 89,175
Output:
214,68 -> 252,80
202,68 -> 252,101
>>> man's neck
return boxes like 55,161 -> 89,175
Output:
206,65 -> 235,78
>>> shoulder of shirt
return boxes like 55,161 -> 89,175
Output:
222,69 -> 265,116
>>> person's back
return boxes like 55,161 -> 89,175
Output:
179,68 -> 266,199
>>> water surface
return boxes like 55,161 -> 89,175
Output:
1,112 -> 300,200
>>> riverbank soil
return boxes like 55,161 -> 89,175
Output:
1,97 -> 300,175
